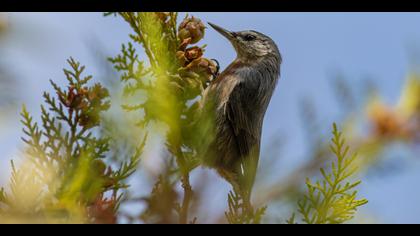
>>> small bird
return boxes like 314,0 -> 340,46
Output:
198,22 -> 282,206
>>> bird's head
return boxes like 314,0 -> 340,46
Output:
208,22 -> 280,62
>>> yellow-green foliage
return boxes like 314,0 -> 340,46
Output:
291,123 -> 368,224
225,191 -> 267,224
0,58 -> 143,223
108,12 -> 218,223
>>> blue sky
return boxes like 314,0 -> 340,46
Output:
1,12 -> 420,223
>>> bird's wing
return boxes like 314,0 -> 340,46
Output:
226,83 -> 256,157
225,81 -> 260,198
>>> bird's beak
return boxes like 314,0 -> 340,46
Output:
208,22 -> 236,41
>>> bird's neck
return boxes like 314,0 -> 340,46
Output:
227,58 -> 252,72
213,56 -> 279,84
233,56 -> 279,76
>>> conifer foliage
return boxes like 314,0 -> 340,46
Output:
290,123 -> 368,224
0,58 -> 143,223
107,12 -> 218,224
0,13 -> 368,224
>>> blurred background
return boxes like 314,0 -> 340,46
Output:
0,12 -> 419,223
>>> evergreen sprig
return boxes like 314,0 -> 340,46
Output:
109,12 -> 210,224
0,58 -> 144,223
294,123 -> 368,224
225,191 -> 267,224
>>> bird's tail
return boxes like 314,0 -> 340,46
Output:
219,145 -> 259,213
239,146 -> 260,210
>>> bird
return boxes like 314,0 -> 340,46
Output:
196,22 -> 282,208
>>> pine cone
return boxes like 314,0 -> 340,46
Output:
178,38 -> 192,51
176,51 -> 188,66
186,57 -> 218,80
184,46 -> 203,62
178,16 -> 205,44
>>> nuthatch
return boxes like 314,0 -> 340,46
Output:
199,22 -> 282,206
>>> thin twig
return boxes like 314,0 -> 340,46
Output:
179,172 -> 193,224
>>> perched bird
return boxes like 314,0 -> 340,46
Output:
198,22 -> 282,206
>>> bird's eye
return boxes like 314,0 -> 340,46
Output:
243,34 -> 256,41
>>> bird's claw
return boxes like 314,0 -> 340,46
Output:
210,58 -> 221,78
